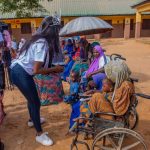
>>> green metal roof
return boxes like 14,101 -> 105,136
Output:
0,0 -> 149,19
41,0 -> 146,16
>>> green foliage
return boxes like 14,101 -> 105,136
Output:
0,0 -> 49,18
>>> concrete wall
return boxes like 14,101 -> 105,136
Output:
111,24 -> 124,38
12,28 -> 31,41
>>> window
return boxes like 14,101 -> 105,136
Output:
142,19 -> 150,30
21,23 -> 32,34
130,19 -> 134,30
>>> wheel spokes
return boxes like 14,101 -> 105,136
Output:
118,134 -> 125,149
107,135 -> 118,149
122,141 -> 141,150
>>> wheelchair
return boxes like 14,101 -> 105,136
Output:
70,79 -> 150,150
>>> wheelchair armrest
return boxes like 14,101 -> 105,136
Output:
79,95 -> 91,99
95,112 -> 120,117
130,78 -> 139,83
74,117 -> 93,122
80,98 -> 91,102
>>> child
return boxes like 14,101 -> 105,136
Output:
61,55 -> 74,81
64,71 -> 80,104
64,71 -> 81,129
77,78 -> 114,124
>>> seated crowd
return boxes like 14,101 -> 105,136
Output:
61,37 -> 135,135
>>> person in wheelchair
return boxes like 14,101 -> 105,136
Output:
79,78 -> 114,124
76,60 -> 135,125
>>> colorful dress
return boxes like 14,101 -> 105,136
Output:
34,73 -> 64,106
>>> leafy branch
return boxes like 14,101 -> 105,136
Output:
0,0 -> 52,18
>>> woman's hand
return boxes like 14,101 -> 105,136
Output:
33,62 -> 64,75
53,65 -> 64,73
86,73 -> 92,79
84,90 -> 94,96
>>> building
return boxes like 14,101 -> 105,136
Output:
0,0 -> 150,41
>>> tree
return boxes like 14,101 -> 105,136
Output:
0,0 -> 52,18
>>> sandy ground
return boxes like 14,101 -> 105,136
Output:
0,38 -> 150,150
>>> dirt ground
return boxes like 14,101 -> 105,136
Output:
0,38 -> 150,150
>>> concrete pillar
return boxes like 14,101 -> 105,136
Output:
124,18 -> 131,39
135,11 -> 142,38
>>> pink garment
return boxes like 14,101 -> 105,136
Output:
3,30 -> 12,49
86,45 -> 104,76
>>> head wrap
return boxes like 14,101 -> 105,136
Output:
91,42 -> 100,48
86,45 -> 104,76
34,15 -> 61,35
104,60 -> 131,101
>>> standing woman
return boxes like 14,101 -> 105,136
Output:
10,16 -> 63,146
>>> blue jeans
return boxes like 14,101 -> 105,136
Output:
11,64 -> 42,132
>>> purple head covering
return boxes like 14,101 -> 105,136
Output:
86,45 -> 104,76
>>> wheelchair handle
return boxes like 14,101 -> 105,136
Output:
135,93 -> 150,99
114,56 -> 126,61
110,54 -> 122,60
130,78 -> 139,83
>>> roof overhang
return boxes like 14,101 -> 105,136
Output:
132,0 -> 150,8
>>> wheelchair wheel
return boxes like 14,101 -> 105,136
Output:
92,128 -> 147,150
127,108 -> 139,130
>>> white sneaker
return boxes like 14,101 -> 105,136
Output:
28,117 -> 46,127
36,132 -> 53,146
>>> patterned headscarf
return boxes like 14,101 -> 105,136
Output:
35,15 -> 61,35
104,60 -> 131,101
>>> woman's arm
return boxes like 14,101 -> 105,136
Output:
33,61 -> 64,75
87,67 -> 105,79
